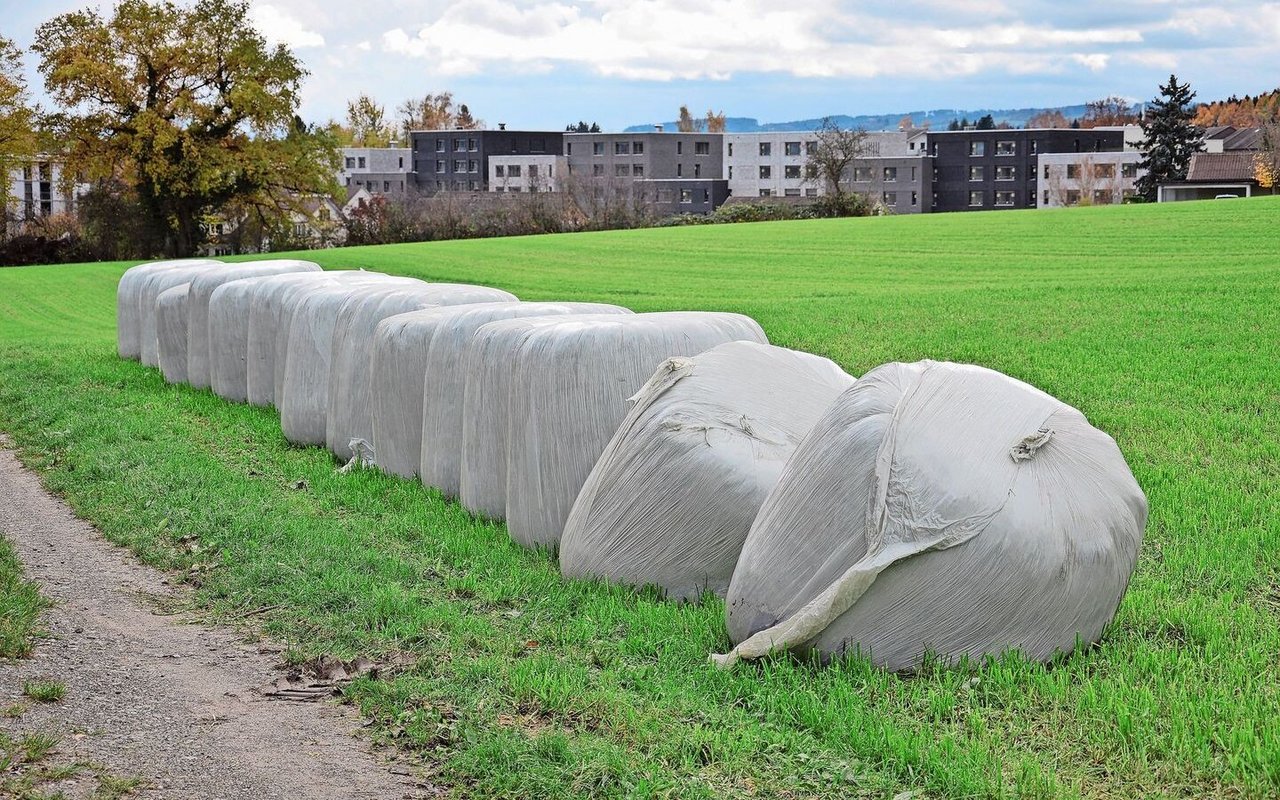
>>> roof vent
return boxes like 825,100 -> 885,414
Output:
654,124 -> 664,132
498,122 -> 506,130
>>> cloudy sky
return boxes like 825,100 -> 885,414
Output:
5,0 -> 1278,130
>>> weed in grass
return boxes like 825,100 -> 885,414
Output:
92,773 -> 146,799
0,534 -> 48,659
20,732 -> 60,763
2,198 -> 1279,798
4,703 -> 26,718
23,680 -> 66,704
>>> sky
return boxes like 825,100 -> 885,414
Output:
3,0 -> 1279,131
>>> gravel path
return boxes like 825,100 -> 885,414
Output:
0,437 -> 423,799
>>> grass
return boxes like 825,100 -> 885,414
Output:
22,681 -> 66,704
0,197 -> 1278,798
0,729 -> 144,799
0,534 -> 48,659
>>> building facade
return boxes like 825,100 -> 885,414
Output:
1037,151 -> 1144,207
4,158 -> 87,223
339,147 -> 413,195
488,155 -> 567,193
563,132 -> 725,208
410,130 -> 564,193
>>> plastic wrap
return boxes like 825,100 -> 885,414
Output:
485,311 -> 767,547
117,259 -> 218,360
560,341 -> 854,600
136,262 -> 224,368
186,260 -> 322,389
324,284 -> 519,462
156,283 -> 192,384
413,302 -> 634,490
716,360 -> 1147,670
245,272 -> 347,407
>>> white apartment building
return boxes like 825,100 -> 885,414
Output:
488,155 -> 566,193
4,157 -> 88,223
1037,151 -> 1145,208
339,147 -> 413,194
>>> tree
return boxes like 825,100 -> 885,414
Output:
705,109 -> 726,133
455,104 -> 478,129
33,0 -> 340,257
397,92 -> 481,135
565,121 -> 599,133
1081,96 -> 1140,128
805,117 -> 870,200
1026,109 -> 1071,129
1255,121 -> 1280,193
0,35 -> 39,223
1134,75 -> 1203,202
975,114 -> 996,130
345,94 -> 396,146
676,104 -> 703,132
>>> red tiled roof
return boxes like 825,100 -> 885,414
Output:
1186,152 -> 1260,182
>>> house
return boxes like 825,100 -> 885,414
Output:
201,193 -> 347,256
339,147 -> 413,195
563,130 -> 728,215
1157,152 -> 1266,201
409,128 -> 564,193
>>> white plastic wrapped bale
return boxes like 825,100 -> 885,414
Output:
186,260 -> 322,389
279,278 -> 427,446
325,283 -> 519,462
560,341 -> 855,601
503,312 -> 768,549
117,259 -> 219,360
715,360 -> 1148,671
416,303 -> 634,491
245,272 -> 347,407
137,262 -> 225,368
156,283 -> 192,384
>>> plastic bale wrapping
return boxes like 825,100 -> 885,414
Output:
117,259 -> 219,360
414,302 -> 634,488
279,278 -> 427,446
325,284 -> 519,462
186,260 -> 322,389
156,283 -> 192,384
715,360 -> 1148,671
245,272 -> 348,407
136,262 -> 225,368
503,312 -> 769,549
560,341 -> 855,601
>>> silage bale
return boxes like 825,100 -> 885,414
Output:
560,341 -> 855,601
137,262 -> 225,368
186,260 -> 322,389
279,278 -> 426,446
244,272 -> 348,407
412,300 -> 632,486
156,283 -> 192,384
117,259 -> 218,360
715,360 -> 1147,671
502,312 -> 768,548
325,283 -> 519,462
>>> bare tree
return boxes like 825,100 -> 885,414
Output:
676,105 -> 703,133
1081,96 -> 1140,128
805,117 -> 871,199
705,109 -> 726,133
1026,109 -> 1072,129
397,92 -> 482,136
1045,154 -> 1124,206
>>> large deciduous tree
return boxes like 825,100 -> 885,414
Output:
806,117 -> 870,200
0,35 -> 39,216
33,0 -> 339,257
1135,75 -> 1203,202
345,93 -> 396,147
397,92 -> 482,136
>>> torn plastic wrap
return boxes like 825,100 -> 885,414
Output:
560,341 -> 855,601
186,260 -> 322,389
716,360 -> 1147,671
156,283 -> 192,384
325,283 -> 519,462
501,312 -> 768,549
408,302 -> 633,488
117,259 -> 219,360
245,272 -> 349,407
136,262 -> 225,368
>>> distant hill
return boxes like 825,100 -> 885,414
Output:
624,105 -> 1093,133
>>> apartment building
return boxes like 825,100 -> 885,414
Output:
409,129 -> 563,193
1037,151 -> 1144,207
563,131 -> 727,213
339,147 -> 412,195
488,155 -> 567,193
4,158 -> 87,222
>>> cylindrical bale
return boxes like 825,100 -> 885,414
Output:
716,360 -> 1148,671
186,260 -> 321,389
560,341 -> 855,601
325,283 -> 518,462
156,283 -> 192,384
504,312 -> 768,549
245,272 -> 347,407
136,262 -> 225,368
409,302 -> 632,490
117,259 -> 218,360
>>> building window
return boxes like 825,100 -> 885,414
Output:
785,188 -> 801,197
633,141 -> 644,154
969,190 -> 984,207
969,166 -> 984,181
357,157 -> 366,168
454,138 -> 465,151
883,191 -> 897,206
911,166 -> 917,181
677,164 -> 683,177
996,140 -> 1015,156
806,141 -> 818,155
593,142 -> 604,156
615,141 -> 630,155
694,163 -> 702,178
469,160 -> 478,173
454,160 -> 466,171
727,166 -> 732,179
495,186 -> 504,193
1093,189 -> 1112,205
785,165 -> 801,179
529,165 -> 539,178
436,139 -> 445,152
784,141 -> 801,156
468,138 -> 478,151
509,165 -> 522,177
469,180 -> 478,190
759,165 -> 771,179
510,186 -> 521,193
759,188 -> 772,197
565,143 -> 572,156
1029,140 -> 1038,155
1066,189 -> 1081,205
911,191 -> 918,206
995,191 -> 1015,206
727,143 -> 733,157
969,141 -> 985,156
436,160 -> 445,173
805,187 -> 818,197
345,157 -> 355,168
633,164 -> 644,176
852,167 -> 872,182
695,141 -> 710,155
399,157 -> 404,169
759,142 -> 771,156
883,167 -> 897,182
1095,163 -> 1115,179
435,180 -> 443,190
495,165 -> 505,177
996,166 -> 1015,181
805,163 -> 818,179
593,164 -> 604,176
615,163 -> 629,176
1043,191 -> 1049,205
680,188 -> 693,204
383,181 -> 390,192
1066,164 -> 1080,179
1122,163 -> 1138,178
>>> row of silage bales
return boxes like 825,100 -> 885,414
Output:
371,302 -> 633,482
559,340 -> 856,601
244,272 -> 350,407
118,259 -> 220,360
138,261 -> 227,367
325,284 -> 519,462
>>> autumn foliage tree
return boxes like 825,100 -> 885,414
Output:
397,92 -> 482,135
0,35 -> 39,219
1079,96 -> 1141,128
344,94 -> 397,146
33,0 -> 339,257
705,109 -> 727,133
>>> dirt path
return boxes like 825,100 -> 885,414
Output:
0,438 -> 423,799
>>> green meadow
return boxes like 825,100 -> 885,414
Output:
0,198 -> 1277,798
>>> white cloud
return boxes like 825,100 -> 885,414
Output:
1072,53 -> 1111,72
250,3 -> 325,48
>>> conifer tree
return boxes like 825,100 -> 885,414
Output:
1135,75 -> 1204,201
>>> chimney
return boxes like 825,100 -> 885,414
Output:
498,122 -> 506,130
654,124 -> 664,132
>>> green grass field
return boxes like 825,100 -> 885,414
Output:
1,198 -> 1278,798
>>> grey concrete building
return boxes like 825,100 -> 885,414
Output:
488,155 -> 567,193
410,129 -> 563,193
1037,151 -> 1144,207
340,147 -> 413,195
563,131 -> 726,213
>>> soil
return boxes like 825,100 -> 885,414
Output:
0,437 -> 427,799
